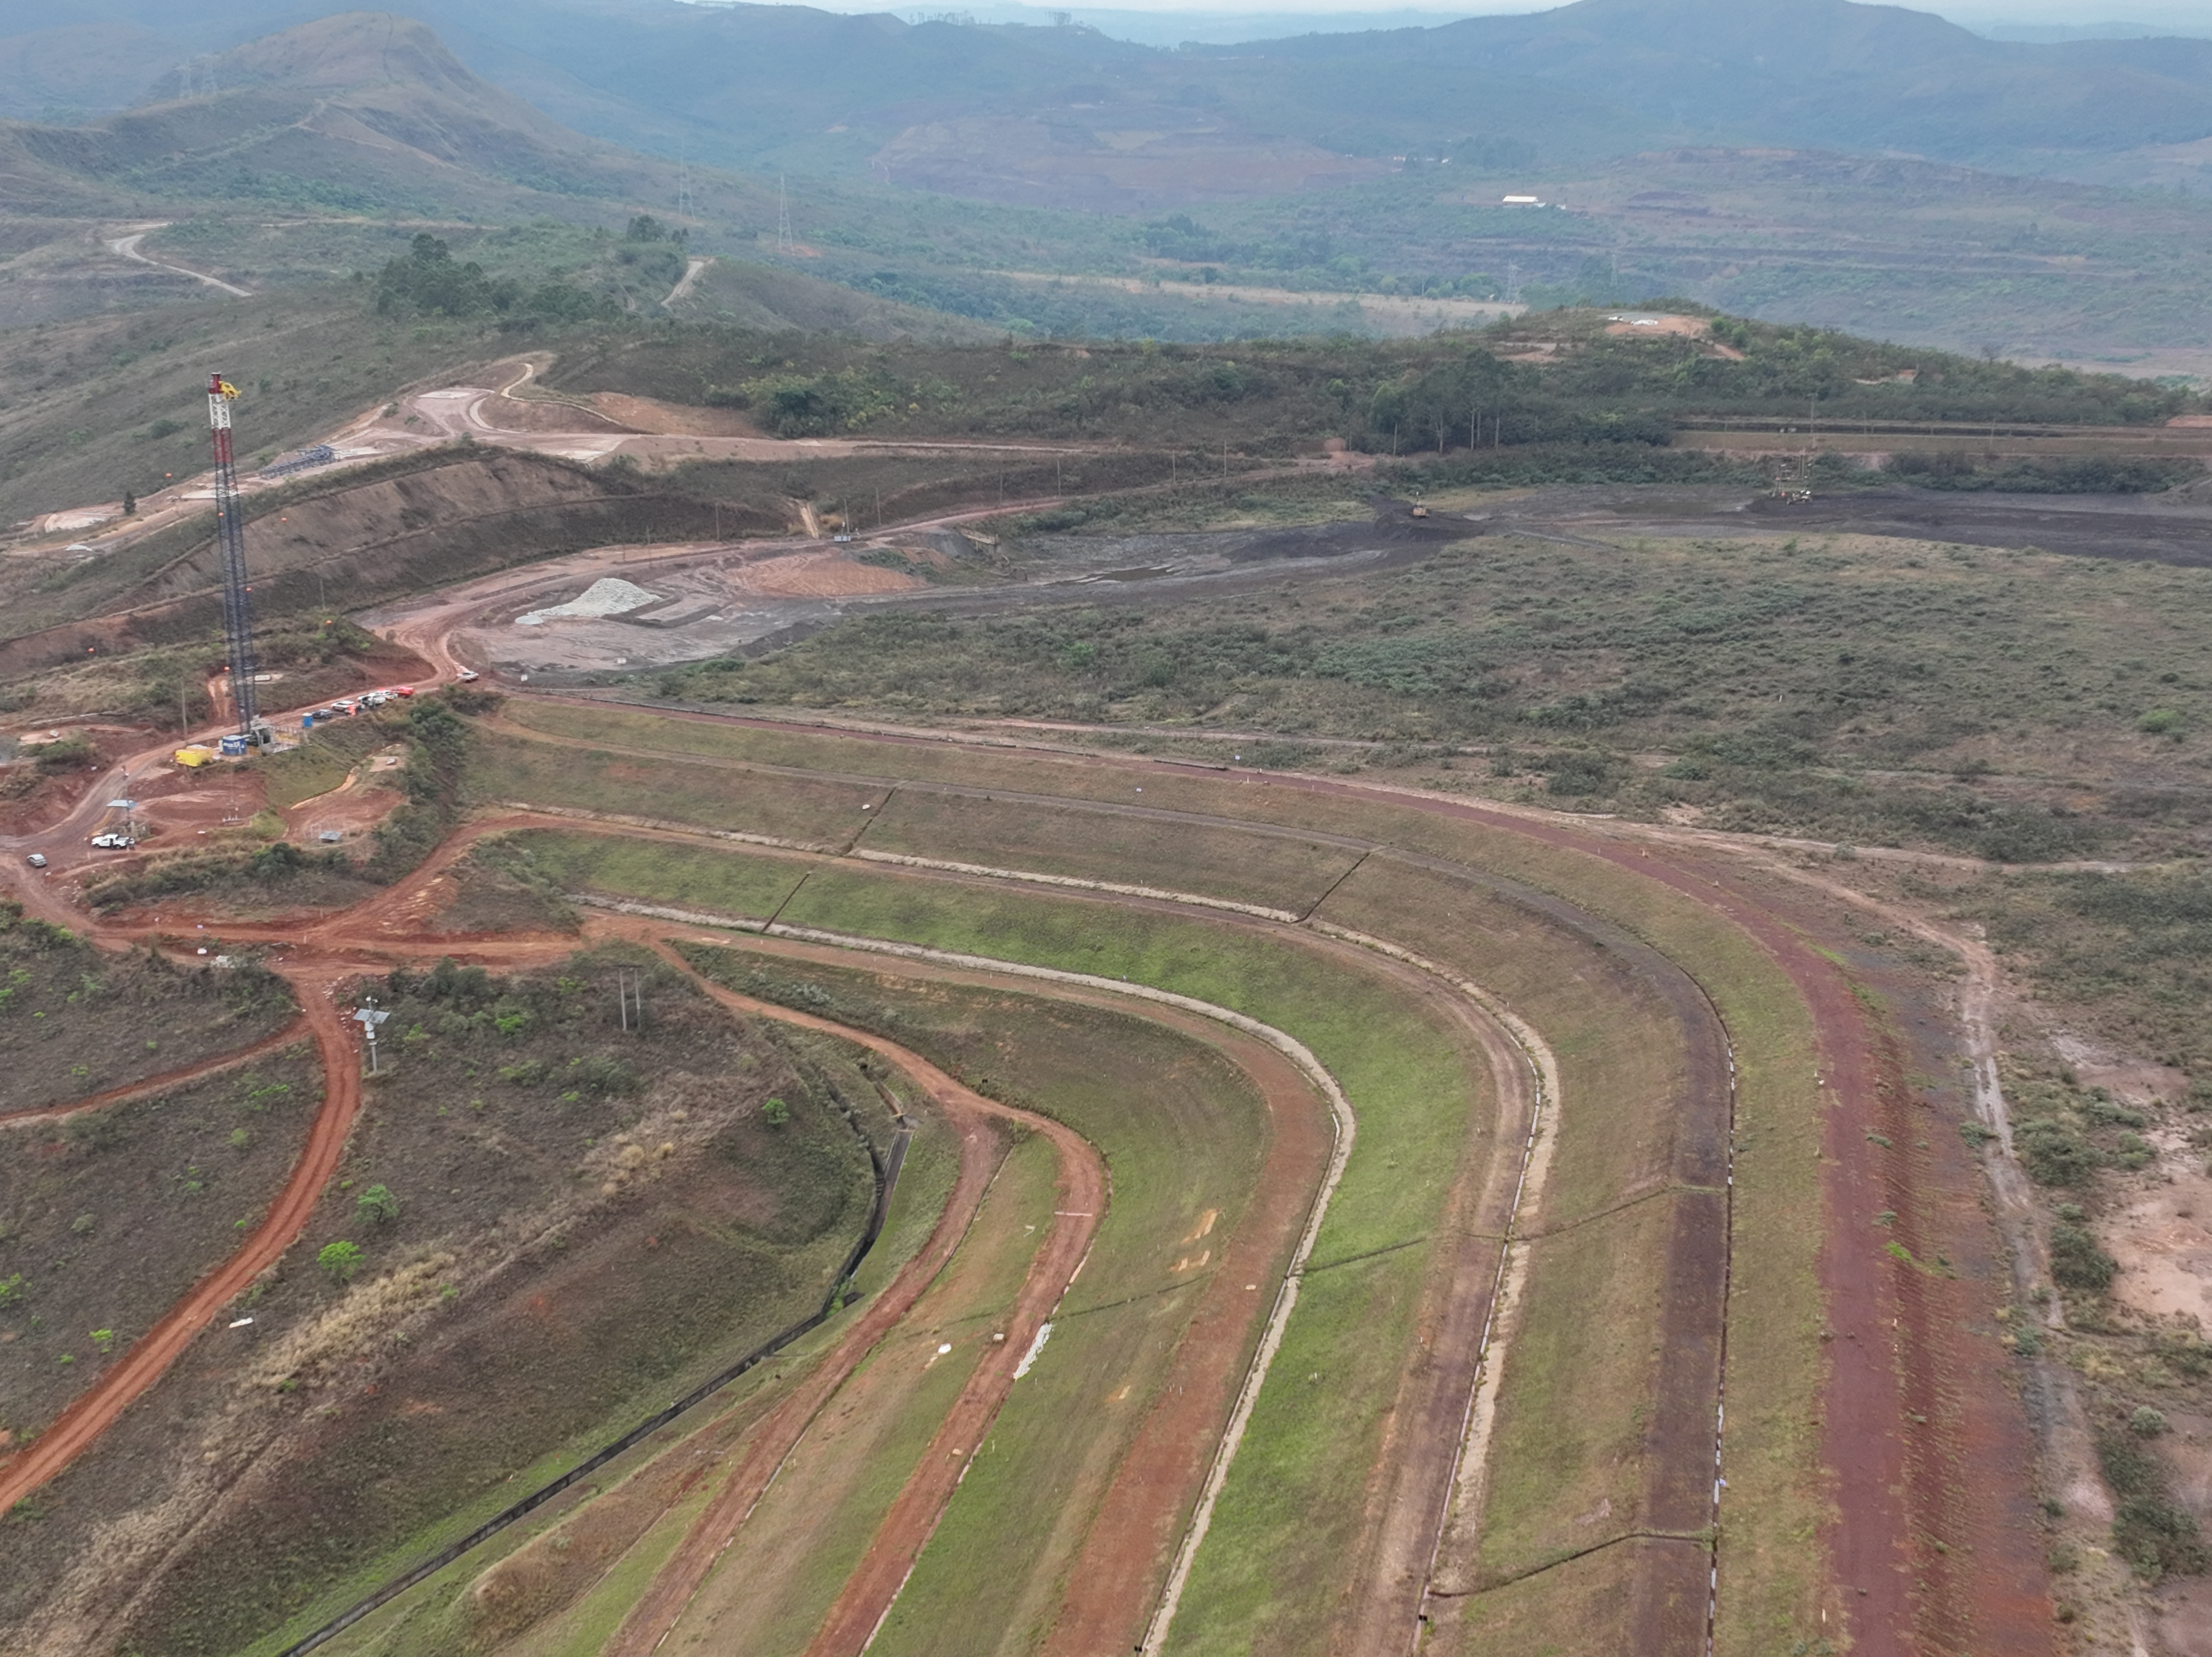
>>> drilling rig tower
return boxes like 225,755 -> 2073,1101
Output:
206,372 -> 261,737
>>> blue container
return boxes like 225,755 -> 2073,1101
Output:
219,734 -> 248,757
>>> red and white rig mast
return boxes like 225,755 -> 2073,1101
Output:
206,372 -> 258,735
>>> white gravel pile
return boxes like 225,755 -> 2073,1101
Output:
515,578 -> 662,626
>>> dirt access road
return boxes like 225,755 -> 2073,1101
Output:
16,348 -> 1111,571
597,947 -> 1106,1657
0,975 -> 359,1518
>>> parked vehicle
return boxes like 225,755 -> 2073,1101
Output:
457,668 -> 479,683
26,852 -> 46,868
90,833 -> 135,850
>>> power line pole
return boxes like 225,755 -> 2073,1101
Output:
777,175 -> 793,253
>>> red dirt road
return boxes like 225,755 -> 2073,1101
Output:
686,931 -> 1338,1657
600,944 -> 1107,1657
0,981 -> 362,1515
1249,770 -> 2049,1657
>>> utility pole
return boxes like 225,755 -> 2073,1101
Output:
207,374 -> 257,736
777,175 -> 793,254
616,968 -> 643,1032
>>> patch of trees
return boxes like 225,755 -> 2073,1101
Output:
372,234 -> 615,329
362,694 -> 473,882
2098,1419 -> 2209,1580
706,368 -> 903,437
1534,318 -> 2190,426
556,312 -> 2193,461
1884,452 -> 2202,492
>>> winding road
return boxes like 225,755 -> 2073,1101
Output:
104,226 -> 253,299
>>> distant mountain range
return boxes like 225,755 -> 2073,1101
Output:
5,0 -> 2212,367
9,0 -> 2212,191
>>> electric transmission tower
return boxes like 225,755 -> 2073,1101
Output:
676,139 -> 694,219
777,174 -> 793,253
207,373 -> 258,734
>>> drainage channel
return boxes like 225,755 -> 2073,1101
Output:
280,1085 -> 905,1656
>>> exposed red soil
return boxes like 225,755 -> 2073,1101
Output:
134,777 -> 267,850
726,548 -> 924,599
0,650 -> 2050,1655
0,728 -> 131,836
717,934 -> 1337,1657
1739,862 -> 2057,1657
598,952 -> 1106,1657
478,390 -> 635,436
589,392 -> 759,438
1243,772 -> 2050,1656
505,699 -> 2042,1649
283,774 -> 404,845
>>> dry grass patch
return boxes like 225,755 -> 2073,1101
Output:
861,786 -> 1362,915
465,729 -> 884,849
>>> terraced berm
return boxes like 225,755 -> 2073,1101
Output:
415,696 -> 1855,1653
0,687 -> 2051,1657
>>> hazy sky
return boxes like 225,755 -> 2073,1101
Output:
817,0 -> 2212,23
